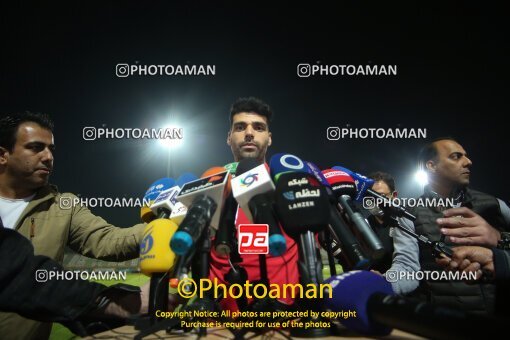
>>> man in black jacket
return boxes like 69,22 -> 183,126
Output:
0,218 -> 151,336
393,137 -> 510,314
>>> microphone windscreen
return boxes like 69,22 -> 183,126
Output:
322,169 -> 357,198
323,270 -> 394,336
235,158 -> 261,177
269,153 -> 307,181
176,173 -> 198,187
141,178 -> 176,223
274,172 -> 330,235
201,166 -> 227,178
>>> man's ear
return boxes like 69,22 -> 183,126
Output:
426,160 -> 436,173
0,146 -> 9,165
226,131 -> 231,146
268,132 -> 272,146
392,191 -> 398,198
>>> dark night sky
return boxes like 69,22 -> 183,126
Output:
1,3 -> 508,226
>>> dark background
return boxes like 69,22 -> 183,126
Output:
1,3 -> 508,226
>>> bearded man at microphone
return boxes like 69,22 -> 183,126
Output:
208,97 -> 299,311
0,112 -> 145,339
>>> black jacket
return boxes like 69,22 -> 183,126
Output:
0,224 -> 106,322
0,222 -> 142,339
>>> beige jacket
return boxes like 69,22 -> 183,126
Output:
0,184 -> 145,339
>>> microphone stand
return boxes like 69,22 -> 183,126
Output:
386,214 -> 453,258
185,226 -> 220,337
230,252 -> 291,340
291,230 -> 331,337
321,229 -> 338,277
133,208 -> 172,332
134,225 -> 223,339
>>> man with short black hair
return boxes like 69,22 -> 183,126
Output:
227,96 -> 273,163
210,97 -> 299,312
0,112 -> 145,339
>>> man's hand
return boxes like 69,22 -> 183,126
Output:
139,281 -> 149,314
436,246 -> 495,280
103,281 -> 184,319
437,207 -> 501,247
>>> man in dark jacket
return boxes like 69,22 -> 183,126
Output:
392,137 -> 510,314
0,219 -> 149,336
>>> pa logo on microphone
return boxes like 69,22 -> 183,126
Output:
238,224 -> 269,254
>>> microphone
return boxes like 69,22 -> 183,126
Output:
141,176 -> 195,274
231,158 -> 287,256
269,154 -> 328,186
150,185 -> 183,219
332,166 -> 415,221
170,167 -> 229,255
304,161 -> 330,187
214,163 -> 242,257
269,153 -> 333,337
273,171 -> 331,235
305,161 -> 372,269
270,154 -> 369,269
322,169 -> 385,261
269,152 -> 309,181
323,270 -> 393,336
177,172 -> 198,185
331,166 -> 375,202
169,173 -> 198,225
214,173 -> 237,257
139,217 -> 180,323
140,219 -> 179,276
150,172 -> 198,223
332,167 -> 453,258
273,171 -> 330,288
271,154 -> 351,240
323,271 -> 504,339
304,162 -> 370,269
270,153 -> 330,287
326,206 -> 370,270
140,178 -> 176,223
224,162 -> 239,177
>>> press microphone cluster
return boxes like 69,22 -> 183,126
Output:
268,153 -> 374,272
332,165 -> 416,221
322,168 -> 385,261
332,165 -> 452,258
139,175 -> 200,325
171,167 -> 230,256
139,174 -> 199,276
136,159 -> 504,338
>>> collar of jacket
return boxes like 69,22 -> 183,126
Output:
32,184 -> 59,202
423,184 -> 466,201
14,184 -> 59,230
423,185 -> 474,212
